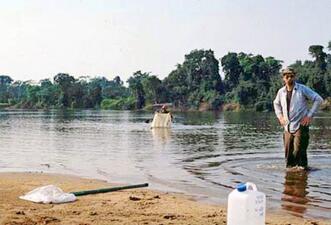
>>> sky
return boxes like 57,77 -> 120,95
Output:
0,0 -> 330,83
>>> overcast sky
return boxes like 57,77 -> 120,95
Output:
1,0 -> 330,82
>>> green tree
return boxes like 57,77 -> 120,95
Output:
163,64 -> 190,108
54,73 -> 75,107
221,53 -> 242,92
0,75 -> 13,103
141,75 -> 162,104
88,82 -> 102,108
7,80 -> 28,104
164,49 -> 223,109
220,52 -> 281,109
101,76 -> 128,99
127,71 -> 148,109
307,45 -> 328,97
309,45 -> 327,72
38,79 -> 59,107
235,80 -> 257,106
0,75 -> 13,86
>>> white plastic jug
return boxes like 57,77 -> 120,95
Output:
227,182 -> 266,225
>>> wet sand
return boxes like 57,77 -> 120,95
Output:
0,172 -> 329,225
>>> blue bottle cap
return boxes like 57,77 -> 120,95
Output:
236,183 -> 247,192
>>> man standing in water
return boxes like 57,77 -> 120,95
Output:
273,67 -> 323,170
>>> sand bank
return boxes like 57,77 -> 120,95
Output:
0,173 -> 329,225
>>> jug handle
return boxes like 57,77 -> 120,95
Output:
246,182 -> 257,191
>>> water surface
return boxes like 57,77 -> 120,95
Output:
0,110 -> 330,219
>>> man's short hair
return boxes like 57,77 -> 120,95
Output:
281,67 -> 296,76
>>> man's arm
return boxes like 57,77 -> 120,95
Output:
304,86 -> 323,118
300,86 -> 323,126
273,90 -> 286,126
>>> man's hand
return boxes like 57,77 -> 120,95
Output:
278,116 -> 286,126
300,116 -> 312,126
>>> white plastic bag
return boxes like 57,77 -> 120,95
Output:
19,185 -> 77,204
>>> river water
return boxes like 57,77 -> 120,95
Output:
0,110 -> 330,219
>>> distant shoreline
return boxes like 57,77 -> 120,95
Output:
2,98 -> 330,112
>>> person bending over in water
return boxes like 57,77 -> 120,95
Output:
273,67 -> 323,170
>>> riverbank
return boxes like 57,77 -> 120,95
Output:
0,173 -> 329,225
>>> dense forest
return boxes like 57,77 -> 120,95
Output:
1,41 -> 331,111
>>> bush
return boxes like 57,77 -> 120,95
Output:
101,99 -> 120,110
123,96 -> 136,110
101,96 -> 136,110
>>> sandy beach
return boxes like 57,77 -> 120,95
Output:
0,172 -> 329,225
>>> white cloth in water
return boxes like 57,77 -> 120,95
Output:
19,185 -> 76,204
151,112 -> 172,128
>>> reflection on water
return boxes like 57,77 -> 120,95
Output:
282,170 -> 309,216
0,110 -> 330,219
151,128 -> 171,143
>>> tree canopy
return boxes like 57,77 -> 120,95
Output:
1,41 -> 330,111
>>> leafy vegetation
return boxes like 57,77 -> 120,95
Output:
1,41 -> 330,111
